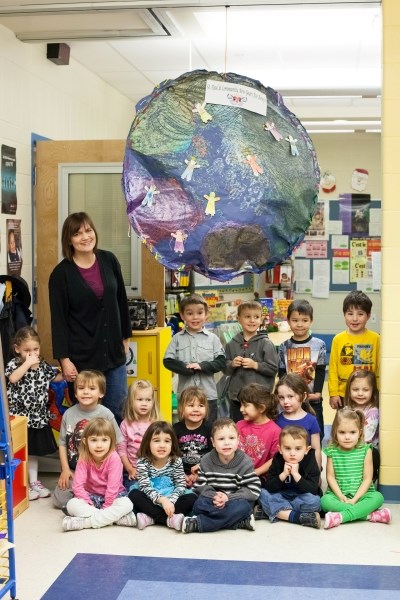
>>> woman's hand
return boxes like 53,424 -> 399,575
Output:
60,358 -> 78,382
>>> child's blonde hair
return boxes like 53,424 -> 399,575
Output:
123,379 -> 159,422
79,418 -> 116,463
237,300 -> 262,316
344,370 -> 379,410
178,386 -> 209,421
74,370 -> 106,397
279,425 -> 308,446
330,407 -> 365,448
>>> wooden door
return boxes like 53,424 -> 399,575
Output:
35,140 -> 165,364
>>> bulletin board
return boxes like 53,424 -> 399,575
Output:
293,196 -> 381,296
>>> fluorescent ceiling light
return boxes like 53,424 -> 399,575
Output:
307,129 -> 356,133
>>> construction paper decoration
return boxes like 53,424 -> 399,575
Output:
122,69 -> 320,282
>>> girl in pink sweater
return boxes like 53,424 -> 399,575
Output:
62,418 -> 136,531
119,379 -> 160,492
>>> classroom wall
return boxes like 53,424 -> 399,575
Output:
0,24 -> 133,291
302,132 -> 381,334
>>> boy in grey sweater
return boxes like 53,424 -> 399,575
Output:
182,418 -> 261,533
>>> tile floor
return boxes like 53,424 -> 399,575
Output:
7,473 -> 400,600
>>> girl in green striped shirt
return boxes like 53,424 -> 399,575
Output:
321,407 -> 390,529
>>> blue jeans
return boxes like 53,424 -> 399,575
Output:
259,489 -> 321,523
193,495 -> 252,532
103,363 -> 128,424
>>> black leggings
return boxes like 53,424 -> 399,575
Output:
129,490 -> 196,525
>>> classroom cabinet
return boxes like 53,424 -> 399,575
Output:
127,327 -> 172,422
6,416 -> 28,518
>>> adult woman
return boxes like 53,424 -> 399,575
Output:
49,212 -> 131,422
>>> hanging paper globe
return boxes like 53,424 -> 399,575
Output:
122,69 -> 320,282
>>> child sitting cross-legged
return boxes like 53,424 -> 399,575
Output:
256,425 -> 322,529
182,418 -> 261,533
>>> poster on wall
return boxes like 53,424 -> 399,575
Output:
6,218 -> 22,276
305,200 -> 329,240
339,194 -> 371,236
1,145 -> 17,214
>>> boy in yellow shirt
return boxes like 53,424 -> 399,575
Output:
328,291 -> 380,409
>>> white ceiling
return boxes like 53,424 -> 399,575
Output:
0,0 -> 382,131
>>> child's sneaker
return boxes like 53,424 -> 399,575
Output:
236,514 -> 256,531
324,512 -> 342,529
62,516 -> 90,531
299,512 -> 321,529
253,505 -> 268,520
136,513 -> 155,530
30,480 -> 50,498
166,513 -> 184,531
29,486 -> 40,501
369,508 -> 391,524
182,516 -> 199,533
116,512 -> 137,527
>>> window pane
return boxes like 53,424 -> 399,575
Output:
68,173 -> 131,283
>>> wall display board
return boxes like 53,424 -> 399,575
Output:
293,195 -> 381,297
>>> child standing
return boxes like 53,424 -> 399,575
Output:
344,370 -> 380,480
321,407 -> 390,529
128,421 -> 196,530
163,294 -> 226,423
182,418 -> 261,533
275,373 -> 321,468
173,386 -> 212,488
236,383 -> 281,483
258,426 -> 321,528
53,370 -> 123,510
5,326 -> 63,501
225,301 -> 278,422
278,299 -> 326,438
328,291 -> 380,409
119,379 -> 160,491
62,418 -> 135,531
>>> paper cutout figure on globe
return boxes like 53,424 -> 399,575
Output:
122,69 -> 320,282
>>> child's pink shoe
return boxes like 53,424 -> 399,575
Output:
324,512 -> 342,529
167,513 -> 184,531
369,508 -> 391,524
136,513 -> 155,530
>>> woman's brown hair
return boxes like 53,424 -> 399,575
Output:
61,212 -> 98,260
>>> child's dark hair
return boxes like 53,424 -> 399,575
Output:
279,425 -> 308,446
178,386 -> 209,421
237,301 -> 262,317
330,407 -> 365,448
79,418 -> 116,463
74,370 -> 106,397
211,417 -> 237,438
138,421 -> 181,463
343,291 -> 372,314
12,326 -> 40,350
179,294 -> 208,314
287,299 -> 313,320
275,373 -> 315,416
344,370 -> 379,409
237,383 -> 278,420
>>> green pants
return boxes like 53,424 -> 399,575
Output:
321,489 -> 384,523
